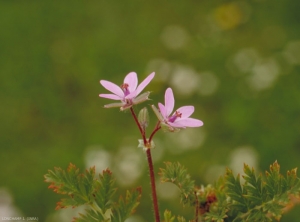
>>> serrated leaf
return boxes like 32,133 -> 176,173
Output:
176,216 -> 186,222
242,164 -> 265,207
163,210 -> 175,222
72,209 -> 106,222
286,168 -> 298,187
201,188 -> 228,222
45,163 -> 96,209
225,161 -> 300,222
111,187 -> 142,222
263,201 -> 283,220
204,211 -> 226,222
225,169 -> 248,210
94,169 -> 117,213
265,161 -> 284,197
159,162 -> 195,205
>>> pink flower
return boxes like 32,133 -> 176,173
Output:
99,72 -> 155,110
153,88 -> 203,131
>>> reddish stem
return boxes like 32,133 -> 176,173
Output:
146,148 -> 160,222
149,121 -> 161,143
130,107 -> 147,144
130,107 -> 160,222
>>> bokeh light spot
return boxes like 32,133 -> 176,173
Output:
0,188 -> 22,219
157,181 -> 180,200
161,25 -> 190,50
145,59 -> 172,82
247,58 -> 280,91
165,128 -> 206,154
204,165 -> 226,183
113,147 -> 145,186
232,48 -> 260,74
198,71 -> 219,96
283,40 -> 300,65
229,146 -> 259,175
170,65 -> 200,96
84,145 -> 111,174
213,1 -> 251,30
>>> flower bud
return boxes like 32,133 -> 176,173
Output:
138,107 -> 149,129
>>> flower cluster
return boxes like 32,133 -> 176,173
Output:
99,72 -> 155,111
99,72 -> 203,131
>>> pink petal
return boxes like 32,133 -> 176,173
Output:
158,103 -> 167,118
165,88 -> 174,116
174,118 -> 203,127
99,93 -> 123,100
168,121 -> 186,128
134,72 -> 155,97
175,106 -> 194,118
100,80 -> 124,98
124,72 -> 138,93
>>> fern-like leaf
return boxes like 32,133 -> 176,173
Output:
111,187 -> 142,222
163,210 -> 175,222
225,161 -> 300,221
159,162 -> 195,205
72,209 -> 106,222
94,169 -> 117,213
225,168 -> 248,212
45,163 -> 95,209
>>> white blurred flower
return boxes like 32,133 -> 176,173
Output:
84,145 -> 111,173
170,65 -> 200,96
113,147 -> 145,186
161,25 -> 190,50
283,40 -> 300,65
229,146 -> 259,175
0,188 -> 23,221
198,71 -> 219,96
247,58 -> 280,91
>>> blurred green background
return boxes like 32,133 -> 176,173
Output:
1,0 -> 300,221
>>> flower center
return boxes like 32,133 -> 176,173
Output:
121,83 -> 130,96
168,111 -> 182,123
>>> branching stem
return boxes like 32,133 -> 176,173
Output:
130,107 -> 160,222
149,121 -> 161,143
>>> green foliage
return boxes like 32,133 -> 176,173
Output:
159,161 -> 300,222
176,216 -> 187,222
44,163 -> 96,209
94,169 -> 117,213
111,187 -> 142,222
159,162 -> 195,205
202,180 -> 228,222
163,210 -> 175,222
45,163 -> 142,221
225,161 -> 300,221
163,210 -> 187,222
45,160 -> 300,222
73,209 -> 106,222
